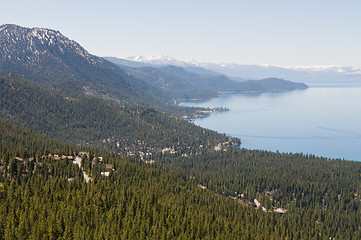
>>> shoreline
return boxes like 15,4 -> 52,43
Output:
182,107 -> 230,121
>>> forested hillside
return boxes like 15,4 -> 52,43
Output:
0,119 -> 311,239
158,148 -> 361,239
2,116 -> 361,238
114,65 -> 217,102
0,74 -> 238,154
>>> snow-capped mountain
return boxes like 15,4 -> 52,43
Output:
0,24 -> 102,68
0,24 -> 117,85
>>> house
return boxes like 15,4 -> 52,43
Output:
78,152 -> 89,156
197,184 -> 207,190
254,199 -> 261,209
105,164 -> 114,170
273,208 -> 288,214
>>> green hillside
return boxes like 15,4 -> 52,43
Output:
2,112 -> 361,238
0,119 -> 300,239
158,148 -> 361,239
0,74 -> 237,154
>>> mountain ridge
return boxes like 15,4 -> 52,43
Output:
116,55 -> 361,86
107,57 -> 308,96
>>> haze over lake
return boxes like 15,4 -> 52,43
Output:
182,87 -> 361,161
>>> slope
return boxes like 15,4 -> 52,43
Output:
116,65 -> 217,102
2,107 -> 361,238
158,65 -> 250,93
0,74 -> 237,154
0,118 -> 303,239
107,57 -> 308,101
158,147 -> 361,239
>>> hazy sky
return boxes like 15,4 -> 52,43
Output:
2,0 -> 361,66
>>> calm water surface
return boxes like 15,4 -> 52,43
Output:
182,87 -> 361,161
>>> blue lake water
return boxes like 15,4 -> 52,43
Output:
182,87 -> 361,161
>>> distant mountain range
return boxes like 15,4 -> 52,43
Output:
105,57 -> 308,97
116,55 -> 361,87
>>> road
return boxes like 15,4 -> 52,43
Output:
73,156 -> 91,183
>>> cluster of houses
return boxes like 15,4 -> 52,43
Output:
214,139 -> 243,151
253,195 -> 288,214
76,152 -> 114,180
225,191 -> 288,214
38,152 -> 115,182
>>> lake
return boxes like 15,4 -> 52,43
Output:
182,87 -> 361,161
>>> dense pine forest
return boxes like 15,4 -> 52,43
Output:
0,74 -> 238,154
0,119 -> 318,239
2,118 -> 361,239
159,149 -> 361,238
